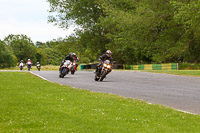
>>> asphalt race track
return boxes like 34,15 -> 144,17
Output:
32,70 -> 200,114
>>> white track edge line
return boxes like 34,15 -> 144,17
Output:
147,102 -> 196,115
30,71 -> 49,82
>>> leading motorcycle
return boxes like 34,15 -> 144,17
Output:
27,62 -> 32,71
95,60 -> 112,81
59,60 -> 72,78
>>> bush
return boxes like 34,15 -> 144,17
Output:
179,63 -> 200,70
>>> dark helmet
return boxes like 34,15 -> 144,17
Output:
106,50 -> 112,57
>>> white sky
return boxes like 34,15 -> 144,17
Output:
0,0 -> 74,43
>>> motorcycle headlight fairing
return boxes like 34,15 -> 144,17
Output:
103,64 -> 107,67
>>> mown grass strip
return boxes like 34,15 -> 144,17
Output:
0,65 -> 81,71
142,70 -> 200,77
0,72 -> 200,132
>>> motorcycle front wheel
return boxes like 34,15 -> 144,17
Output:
100,71 -> 107,81
95,74 -> 100,81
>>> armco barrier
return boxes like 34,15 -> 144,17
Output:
80,63 -> 98,70
80,63 -> 178,70
131,63 -> 178,70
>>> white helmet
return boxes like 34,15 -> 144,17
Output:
106,50 -> 112,57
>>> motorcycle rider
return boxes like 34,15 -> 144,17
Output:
36,62 -> 41,70
19,60 -> 24,70
72,53 -> 80,69
59,53 -> 74,73
26,59 -> 32,67
72,53 -> 80,62
19,60 -> 24,66
20,60 -> 24,64
95,50 -> 113,74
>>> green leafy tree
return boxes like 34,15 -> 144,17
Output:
171,0 -> 200,62
35,41 -> 48,49
4,34 -> 37,64
43,48 -> 63,65
35,48 -> 48,65
47,0 -> 108,62
0,40 -> 16,68
47,0 -> 200,64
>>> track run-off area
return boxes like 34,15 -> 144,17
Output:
29,70 -> 200,115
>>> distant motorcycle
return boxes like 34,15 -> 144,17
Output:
95,60 -> 112,81
19,62 -> 24,71
59,60 -> 72,78
71,60 -> 77,75
27,62 -> 32,71
36,64 -> 41,71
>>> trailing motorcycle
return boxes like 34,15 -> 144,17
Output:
59,60 -> 72,78
36,64 -> 41,71
70,60 -> 77,75
19,62 -> 24,71
95,60 -> 112,81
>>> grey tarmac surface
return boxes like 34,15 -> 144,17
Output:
31,70 -> 200,114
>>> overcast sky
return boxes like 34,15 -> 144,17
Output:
0,0 -> 74,43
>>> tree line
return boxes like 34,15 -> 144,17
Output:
1,0 -> 200,68
0,34 -> 63,68
47,0 -> 200,64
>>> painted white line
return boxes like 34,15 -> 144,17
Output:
176,109 -> 196,115
30,71 -> 50,82
147,102 -> 196,115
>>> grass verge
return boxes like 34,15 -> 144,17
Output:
142,70 -> 200,77
0,72 -> 200,132
0,65 -> 60,71
0,65 -> 80,71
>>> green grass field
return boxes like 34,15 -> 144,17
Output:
0,72 -> 200,132
142,70 -> 200,77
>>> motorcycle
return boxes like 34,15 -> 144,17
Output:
36,64 -> 41,71
95,60 -> 112,81
70,60 -> 77,75
27,62 -> 32,71
59,60 -> 72,78
19,62 -> 24,71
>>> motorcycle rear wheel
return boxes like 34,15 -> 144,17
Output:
95,74 -> 100,81
59,74 -> 64,78
71,68 -> 75,75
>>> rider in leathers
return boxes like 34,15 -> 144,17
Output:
95,50 -> 113,74
59,53 -> 74,73
72,53 -> 80,69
